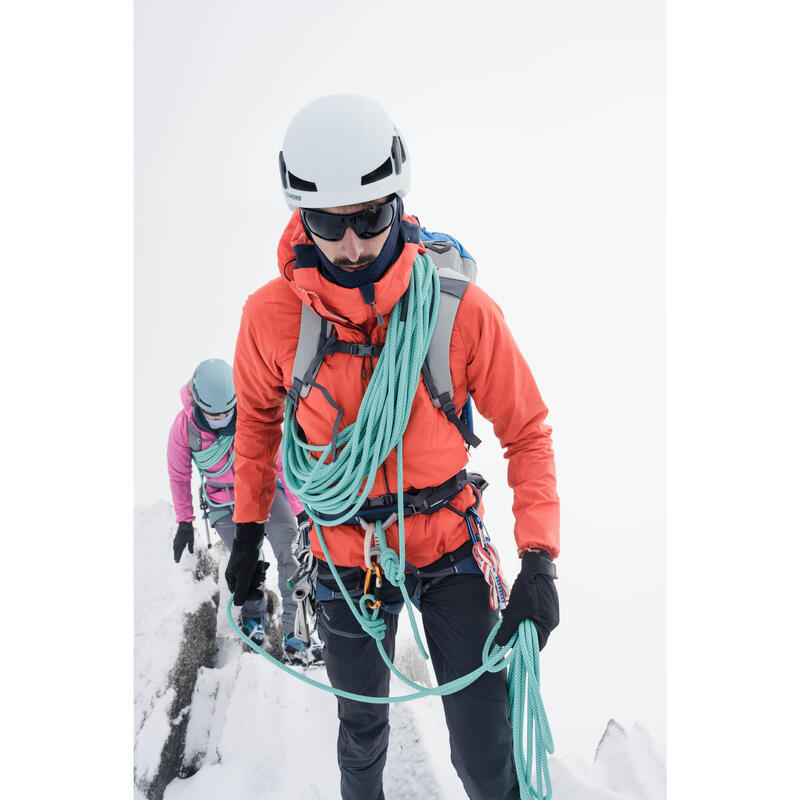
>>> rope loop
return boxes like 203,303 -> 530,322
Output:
378,548 -> 403,585
191,434 -> 234,475
355,600 -> 387,640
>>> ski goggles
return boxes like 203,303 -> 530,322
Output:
300,197 -> 396,241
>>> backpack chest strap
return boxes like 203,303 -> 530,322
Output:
288,256 -> 481,448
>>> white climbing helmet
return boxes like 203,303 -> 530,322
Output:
278,94 -> 411,211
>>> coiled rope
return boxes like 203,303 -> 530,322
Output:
191,434 -> 234,508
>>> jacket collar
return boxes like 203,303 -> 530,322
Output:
277,210 -> 424,331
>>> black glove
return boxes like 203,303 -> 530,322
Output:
173,521 -> 195,563
495,550 -> 559,650
225,522 -> 269,606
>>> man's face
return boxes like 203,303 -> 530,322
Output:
307,196 -> 393,272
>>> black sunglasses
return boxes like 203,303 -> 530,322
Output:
300,198 -> 396,241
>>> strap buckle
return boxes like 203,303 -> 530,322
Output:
359,512 -> 398,533
349,342 -> 382,357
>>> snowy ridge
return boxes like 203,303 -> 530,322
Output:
135,501 -> 665,799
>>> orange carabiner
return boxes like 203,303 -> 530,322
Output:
363,561 -> 384,610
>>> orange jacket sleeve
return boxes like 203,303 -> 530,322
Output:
232,285 -> 288,523
457,284 -> 560,558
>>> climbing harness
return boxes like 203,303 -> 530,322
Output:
231,251 -> 554,798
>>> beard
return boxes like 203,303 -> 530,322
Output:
332,256 -> 375,271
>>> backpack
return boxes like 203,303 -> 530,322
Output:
288,228 -> 481,449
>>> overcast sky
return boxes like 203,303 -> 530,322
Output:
135,0 -> 664,760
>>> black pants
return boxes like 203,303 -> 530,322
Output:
317,564 -> 520,800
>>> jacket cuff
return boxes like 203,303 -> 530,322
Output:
235,521 -> 264,544
521,549 -> 558,578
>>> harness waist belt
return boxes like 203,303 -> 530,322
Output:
408,539 -> 475,576
314,539 -> 481,607
315,470 -> 485,526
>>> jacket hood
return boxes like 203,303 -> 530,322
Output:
180,383 -> 193,415
277,209 -> 426,331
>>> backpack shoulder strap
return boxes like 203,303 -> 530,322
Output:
289,303 -> 335,405
186,416 -> 204,452
289,302 -> 387,407
421,260 -> 481,448
422,266 -> 469,403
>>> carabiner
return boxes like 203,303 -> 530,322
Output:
467,507 -> 490,548
363,560 -> 384,610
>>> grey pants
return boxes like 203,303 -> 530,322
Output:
213,485 -> 298,634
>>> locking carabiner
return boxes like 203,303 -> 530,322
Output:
363,559 -> 384,611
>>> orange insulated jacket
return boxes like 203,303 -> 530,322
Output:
233,211 -> 559,566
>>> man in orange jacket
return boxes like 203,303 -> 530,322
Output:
227,94 -> 560,800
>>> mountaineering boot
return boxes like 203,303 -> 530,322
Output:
240,614 -> 266,648
283,633 -> 325,666
306,632 -> 324,665
282,633 -> 305,666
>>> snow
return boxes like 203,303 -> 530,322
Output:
135,500 -> 665,798
136,687 -> 177,783
134,501 -> 219,786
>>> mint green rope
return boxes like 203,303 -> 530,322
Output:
191,434 -> 235,508
191,434 -> 234,475
227,592 -> 511,701
507,618 -> 554,799
281,253 -> 439,526
227,597 -> 551,797
231,253 -> 552,797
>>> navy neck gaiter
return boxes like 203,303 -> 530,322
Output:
193,405 -> 237,437
312,197 -> 406,289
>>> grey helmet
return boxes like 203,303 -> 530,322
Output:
278,94 -> 411,211
190,359 -> 236,414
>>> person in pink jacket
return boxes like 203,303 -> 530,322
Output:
167,358 -> 322,664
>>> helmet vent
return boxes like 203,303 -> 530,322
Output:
360,157 -> 393,186
390,137 -> 403,174
288,171 -> 318,192
278,152 -> 289,189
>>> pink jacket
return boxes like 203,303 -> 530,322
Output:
167,383 -> 303,522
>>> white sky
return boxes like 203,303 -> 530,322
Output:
135,0 -> 665,760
